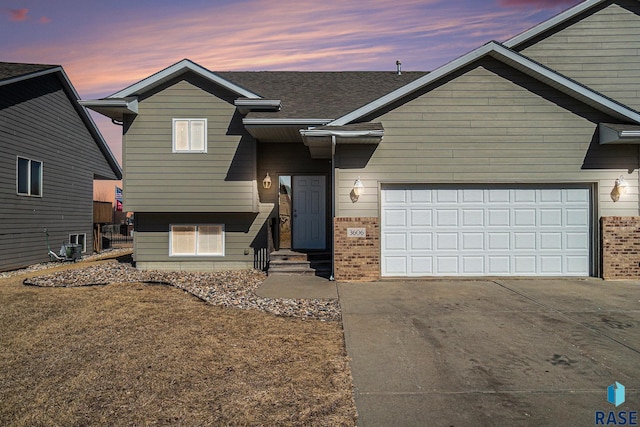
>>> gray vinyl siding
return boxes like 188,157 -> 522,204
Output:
516,0 -> 640,110
133,209 -> 271,270
123,75 -> 257,213
0,73 -> 118,271
335,57 -> 639,219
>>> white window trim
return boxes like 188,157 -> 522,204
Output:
169,224 -> 225,257
69,233 -> 87,253
172,118 -> 207,153
16,156 -> 43,197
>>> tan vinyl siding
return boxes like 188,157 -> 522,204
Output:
336,57 -> 639,219
516,0 -> 640,110
123,76 -> 256,212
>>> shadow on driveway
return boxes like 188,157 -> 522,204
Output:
338,278 -> 640,426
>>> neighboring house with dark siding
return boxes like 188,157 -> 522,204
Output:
83,0 -> 640,280
0,62 -> 122,271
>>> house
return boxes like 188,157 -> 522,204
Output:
82,0 -> 640,280
0,63 -> 122,271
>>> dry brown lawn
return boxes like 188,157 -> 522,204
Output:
0,263 -> 357,426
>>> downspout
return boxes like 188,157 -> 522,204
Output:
330,135 -> 336,281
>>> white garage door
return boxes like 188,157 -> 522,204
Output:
381,185 -> 591,276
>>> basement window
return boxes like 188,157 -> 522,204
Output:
69,233 -> 87,253
170,224 -> 224,256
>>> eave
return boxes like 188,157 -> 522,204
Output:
79,97 -> 139,121
600,123 -> 640,145
243,118 -> 333,143
234,98 -> 281,114
300,123 -> 384,159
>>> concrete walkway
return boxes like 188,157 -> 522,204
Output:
338,278 -> 640,426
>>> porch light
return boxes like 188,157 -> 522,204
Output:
262,173 -> 272,190
353,177 -> 364,197
610,175 -> 628,202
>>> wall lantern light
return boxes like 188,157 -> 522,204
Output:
262,172 -> 272,190
353,177 -> 364,197
610,175 -> 628,202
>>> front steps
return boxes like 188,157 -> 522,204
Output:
268,250 -> 331,278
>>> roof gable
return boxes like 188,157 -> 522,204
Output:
329,41 -> 640,126
0,62 -> 122,179
504,0 -> 636,49
109,59 -> 261,99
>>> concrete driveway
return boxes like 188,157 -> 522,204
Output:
338,278 -> 640,426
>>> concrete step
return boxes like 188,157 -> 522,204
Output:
268,250 -> 332,277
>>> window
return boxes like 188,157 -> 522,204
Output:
173,119 -> 207,152
69,233 -> 87,253
170,225 -> 224,256
17,156 -> 42,196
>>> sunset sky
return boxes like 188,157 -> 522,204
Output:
2,0 -> 582,165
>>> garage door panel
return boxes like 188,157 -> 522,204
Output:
488,233 -> 510,250
410,233 -> 432,250
488,256 -> 510,274
566,209 -> 589,226
411,210 -> 432,227
462,233 -> 484,250
488,209 -> 510,227
410,257 -> 432,275
540,232 -> 562,250
514,209 -> 536,227
514,232 -> 536,250
436,209 -> 458,226
462,209 -> 484,227
435,233 -> 458,251
514,189 -> 536,203
566,188 -> 589,202
410,189 -> 432,203
463,256 -> 484,274
436,257 -> 458,274
381,186 -> 591,276
384,233 -> 407,251
384,209 -> 407,227
435,189 -> 458,203
462,189 -> 484,203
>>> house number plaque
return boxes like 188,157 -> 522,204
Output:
347,228 -> 366,238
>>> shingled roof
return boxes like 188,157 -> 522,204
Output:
0,62 -> 58,82
214,71 -> 428,119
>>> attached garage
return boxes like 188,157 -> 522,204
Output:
381,185 -> 593,277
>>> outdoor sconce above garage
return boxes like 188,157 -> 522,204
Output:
610,175 -> 628,202
353,177 -> 364,197
263,173 -> 272,190
351,177 -> 364,203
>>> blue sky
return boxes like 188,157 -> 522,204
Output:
2,0 -> 582,161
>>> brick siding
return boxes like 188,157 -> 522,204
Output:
334,217 -> 380,281
601,216 -> 640,280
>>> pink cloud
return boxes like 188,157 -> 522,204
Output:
39,16 -> 51,24
498,0 -> 577,7
5,8 -> 29,21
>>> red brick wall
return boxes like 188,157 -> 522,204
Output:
334,218 -> 380,281
601,216 -> 640,280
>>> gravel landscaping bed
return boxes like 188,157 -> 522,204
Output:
0,248 -> 133,279
22,260 -> 341,321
